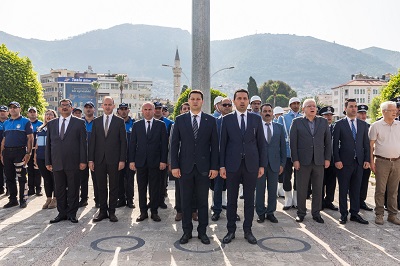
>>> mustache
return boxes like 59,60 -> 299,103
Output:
265,114 -> 271,117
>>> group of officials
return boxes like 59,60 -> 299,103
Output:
1,89 -> 400,246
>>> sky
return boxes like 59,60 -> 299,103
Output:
1,0 -> 399,52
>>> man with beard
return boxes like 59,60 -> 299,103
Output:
27,106 -> 43,196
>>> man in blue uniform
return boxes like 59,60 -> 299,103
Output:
116,103 -> 135,209
0,105 -> 9,195
1,102 -> 34,208
27,106 -> 43,196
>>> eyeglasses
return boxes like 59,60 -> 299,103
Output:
59,104 -> 71,107
9,106 -> 19,109
222,103 -> 232,107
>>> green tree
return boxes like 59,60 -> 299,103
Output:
115,74 -> 126,104
91,81 -> 101,115
0,44 -> 46,115
259,80 -> 297,104
181,85 -> 188,95
247,76 -> 258,98
266,94 -> 289,107
172,88 -> 227,119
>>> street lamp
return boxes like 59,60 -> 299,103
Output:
210,66 -> 235,79
161,64 -> 190,86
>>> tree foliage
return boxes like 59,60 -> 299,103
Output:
259,80 -> 296,104
266,94 -> 289,107
0,44 -> 46,115
172,88 -> 227,119
247,76 -> 258,98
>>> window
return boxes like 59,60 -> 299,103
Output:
334,91 -> 338,96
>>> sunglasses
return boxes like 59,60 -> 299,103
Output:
222,103 -> 232,107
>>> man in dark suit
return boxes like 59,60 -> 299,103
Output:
45,99 -> 87,223
220,89 -> 267,245
290,99 -> 331,224
171,90 -> 219,245
332,99 -> 370,225
256,103 -> 286,224
130,102 -> 168,222
89,96 -> 127,223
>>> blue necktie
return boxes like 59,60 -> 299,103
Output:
241,114 -> 246,136
351,119 -> 356,140
193,115 -> 198,139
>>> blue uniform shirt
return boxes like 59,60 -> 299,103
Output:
124,117 -> 134,143
0,119 -> 7,144
36,127 -> 47,160
277,110 -> 302,158
3,116 -> 33,147
84,117 -> 95,144
30,119 -> 43,147
161,117 -> 174,137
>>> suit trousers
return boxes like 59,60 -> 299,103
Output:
374,157 -> 400,217
227,160 -> 257,234
179,165 -> 210,235
323,165 -> 337,205
212,175 -> 225,214
283,158 -> 297,191
95,162 -> 119,213
80,166 -> 98,203
137,166 -> 160,214
53,169 -> 80,217
3,148 -> 27,202
0,161 -> 4,192
360,168 -> 371,203
159,168 -> 168,205
118,164 -> 135,204
296,162 -> 324,218
27,151 -> 41,193
174,178 -> 197,213
36,159 -> 54,198
255,164 -> 278,216
337,159 -> 363,216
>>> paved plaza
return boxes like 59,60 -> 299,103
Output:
0,178 -> 399,266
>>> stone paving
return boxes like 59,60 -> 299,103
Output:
0,179 -> 399,266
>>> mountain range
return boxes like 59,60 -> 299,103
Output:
1,24 -> 399,99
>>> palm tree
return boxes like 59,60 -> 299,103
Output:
115,74 -> 126,104
91,81 -> 101,115
271,81 -> 279,107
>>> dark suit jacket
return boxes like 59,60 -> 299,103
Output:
332,118 -> 370,166
129,119 -> 168,168
219,111 -> 267,172
170,112 -> 219,174
88,115 -> 127,165
290,116 -> 331,166
45,116 -> 87,171
266,122 -> 287,173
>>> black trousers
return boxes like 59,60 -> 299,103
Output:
283,158 -> 297,191
360,168 -> 371,204
337,160 -> 363,216
323,164 -> 337,204
80,166 -> 99,204
180,165 -> 210,235
174,177 -> 197,213
137,166 -> 160,214
27,151 -> 41,193
53,169 -> 80,218
36,158 -> 54,198
118,163 -> 135,204
159,168 -> 168,205
226,160 -> 257,234
0,160 -> 4,192
95,162 -> 119,213
3,148 -> 27,202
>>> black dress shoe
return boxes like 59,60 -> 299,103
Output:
257,214 -> 265,223
50,215 -> 68,224
20,201 -> 27,208
239,195 -> 244,199
339,216 -> 347,224
159,202 -> 168,209
28,190 -> 35,196
35,192 -> 43,196
236,214 -> 240,221
266,214 -> 278,223
295,216 -> 304,222
222,205 -> 227,209
283,205 -> 291,210
326,203 -> 339,211
4,200 -> 19,208
222,232 -> 235,244
313,216 -> 324,223
244,232 -> 257,244
116,200 -> 126,208
109,213 -> 118,222
198,234 -> 210,244
136,213 -> 149,222
179,233 -> 192,244
211,213 -> 220,221
151,214 -> 161,222
360,203 -> 373,211
69,216 -> 78,223
93,212 -> 108,222
350,214 -> 369,224
78,199 -> 88,207
95,203 -> 100,208
127,201 -> 135,209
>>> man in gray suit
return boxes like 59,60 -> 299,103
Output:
290,99 -> 331,223
256,103 -> 286,223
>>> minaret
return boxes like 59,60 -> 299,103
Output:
173,48 -> 182,103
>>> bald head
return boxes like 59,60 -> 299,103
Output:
142,102 -> 154,120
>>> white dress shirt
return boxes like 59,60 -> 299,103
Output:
190,111 -> 202,128
263,121 -> 274,142
58,115 -> 72,135
346,117 -> 357,132
236,110 -> 248,130
103,113 -> 114,129
145,118 -> 154,133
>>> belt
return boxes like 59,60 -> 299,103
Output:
4,146 -> 26,151
375,155 -> 400,162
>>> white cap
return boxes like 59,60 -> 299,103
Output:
273,106 -> 284,115
247,104 -> 251,110
288,97 -> 301,106
250,95 -> 262,104
213,96 -> 223,106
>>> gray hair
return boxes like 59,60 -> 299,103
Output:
302,98 -> 316,108
380,101 -> 396,111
